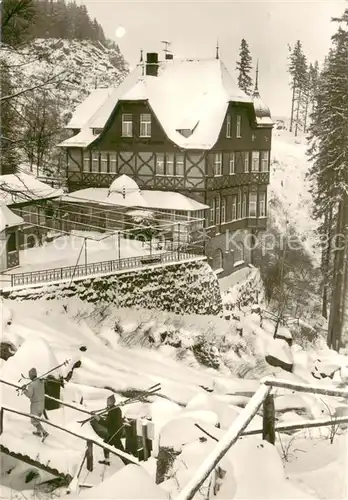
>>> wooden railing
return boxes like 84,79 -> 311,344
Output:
0,377 -> 154,490
0,406 -> 139,466
4,249 -> 205,288
175,377 -> 348,500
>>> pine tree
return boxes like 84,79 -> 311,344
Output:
307,10 -> 348,350
236,39 -> 253,95
288,41 -> 308,135
0,62 -> 20,175
1,0 -> 36,46
302,61 -> 319,133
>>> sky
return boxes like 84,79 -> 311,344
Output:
80,0 -> 346,116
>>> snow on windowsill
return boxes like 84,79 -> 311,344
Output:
214,268 -> 224,275
234,260 -> 245,268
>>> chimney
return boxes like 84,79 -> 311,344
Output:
146,52 -> 158,76
165,53 -> 173,60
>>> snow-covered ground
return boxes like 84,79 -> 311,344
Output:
1,125 -> 347,498
270,129 -> 320,265
0,284 -> 347,499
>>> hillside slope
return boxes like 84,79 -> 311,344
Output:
2,38 -> 128,122
1,38 -> 128,177
269,129 -> 319,265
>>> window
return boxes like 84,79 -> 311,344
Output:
38,207 -> 46,226
239,242 -> 245,261
259,192 -> 267,217
242,193 -> 247,218
92,128 -> 103,135
249,192 -> 257,217
221,197 -> 226,223
236,115 -> 241,138
156,153 -> 164,175
244,152 -> 249,172
23,205 -> 38,225
109,152 -> 117,173
83,152 -> 90,172
229,152 -> 235,175
214,153 -> 222,176
175,154 -> 184,176
166,153 -> 174,176
237,192 -> 241,219
209,198 -> 215,226
7,232 -> 17,253
251,151 -> 260,172
91,152 -> 99,172
261,151 -> 269,172
231,195 -> 237,221
140,113 -> 151,137
100,152 -> 108,173
215,194 -> 221,225
122,114 -> 133,137
226,114 -> 231,138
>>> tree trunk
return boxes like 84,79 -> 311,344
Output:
322,208 -> 333,319
295,88 -> 302,137
303,94 -> 309,134
327,197 -> 348,350
289,81 -> 296,132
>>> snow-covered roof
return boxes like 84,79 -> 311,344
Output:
253,90 -> 273,126
62,187 -> 148,208
61,184 -> 208,212
59,66 -> 144,148
0,173 -> 63,205
66,88 -> 113,130
109,174 -> 140,195
0,203 -> 24,231
141,190 -> 208,211
59,58 -> 264,150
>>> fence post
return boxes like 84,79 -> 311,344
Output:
141,422 -> 150,461
125,420 -> 138,457
0,408 -> 3,435
86,440 -> 93,471
262,393 -> 275,445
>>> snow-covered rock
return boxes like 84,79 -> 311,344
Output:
159,416 -> 219,449
73,464 -> 169,499
266,338 -> 294,372
227,437 -> 317,499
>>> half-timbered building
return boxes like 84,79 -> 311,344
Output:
59,52 -> 273,276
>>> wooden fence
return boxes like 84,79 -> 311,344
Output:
4,250 -> 205,288
0,377 -> 154,475
174,377 -> 348,500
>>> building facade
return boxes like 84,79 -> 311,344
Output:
60,53 -> 273,276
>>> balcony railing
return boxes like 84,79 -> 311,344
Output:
5,248 -> 205,289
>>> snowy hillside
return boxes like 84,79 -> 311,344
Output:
269,129 -> 319,264
1,38 -> 128,123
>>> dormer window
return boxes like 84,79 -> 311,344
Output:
236,115 -> 241,138
122,114 -> 133,137
92,128 -> 103,135
177,129 -> 193,138
226,114 -> 231,138
140,113 -> 151,137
